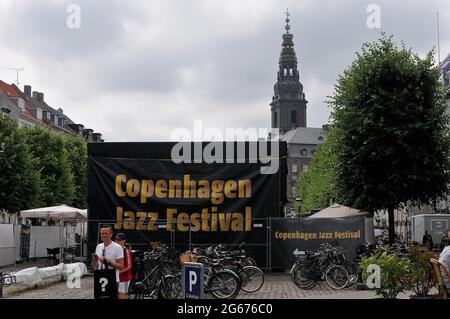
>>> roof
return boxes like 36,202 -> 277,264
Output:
0,80 -> 22,97
279,127 -> 327,145
308,204 -> 369,219
441,53 -> 450,74
21,204 -> 87,221
28,95 -> 78,134
411,214 -> 450,218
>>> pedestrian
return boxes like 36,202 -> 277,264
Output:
440,230 -> 450,250
115,233 -> 133,299
422,230 -> 434,250
438,237 -> 450,290
91,225 -> 124,297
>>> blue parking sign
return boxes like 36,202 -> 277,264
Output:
182,262 -> 204,299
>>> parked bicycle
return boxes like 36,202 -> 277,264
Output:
290,243 -> 352,290
128,243 -> 181,299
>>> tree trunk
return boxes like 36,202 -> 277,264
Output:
388,207 -> 395,246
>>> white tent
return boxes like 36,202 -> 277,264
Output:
20,205 -> 87,261
308,203 -> 369,219
20,204 -> 87,221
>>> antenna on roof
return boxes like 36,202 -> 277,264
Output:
4,67 -> 24,87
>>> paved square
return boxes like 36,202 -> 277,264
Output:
2,272 -> 387,299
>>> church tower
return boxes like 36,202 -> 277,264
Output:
270,10 -> 308,135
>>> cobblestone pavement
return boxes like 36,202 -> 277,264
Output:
3,272 -> 386,299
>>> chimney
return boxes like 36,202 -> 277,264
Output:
24,85 -> 32,97
83,128 -> 94,142
32,91 -> 39,99
93,133 -> 103,142
38,92 -> 44,102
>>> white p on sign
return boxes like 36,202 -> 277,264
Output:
189,271 -> 197,292
182,262 -> 204,299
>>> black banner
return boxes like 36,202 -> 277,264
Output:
270,217 -> 365,269
87,142 -> 287,261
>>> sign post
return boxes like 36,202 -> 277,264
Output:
182,262 -> 204,299
94,269 -> 117,299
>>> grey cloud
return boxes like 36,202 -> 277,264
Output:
0,0 -> 449,141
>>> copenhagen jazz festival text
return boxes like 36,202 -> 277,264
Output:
113,174 -> 253,232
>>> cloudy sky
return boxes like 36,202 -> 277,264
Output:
0,0 -> 449,141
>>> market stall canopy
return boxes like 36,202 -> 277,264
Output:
308,204 -> 369,219
20,205 -> 87,221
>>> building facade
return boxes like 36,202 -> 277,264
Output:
442,53 -> 450,116
280,127 -> 327,204
0,80 -> 103,142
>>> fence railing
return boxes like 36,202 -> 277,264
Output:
88,218 -> 271,269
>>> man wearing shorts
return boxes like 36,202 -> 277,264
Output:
115,233 -> 133,299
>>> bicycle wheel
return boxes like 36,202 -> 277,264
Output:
209,270 -> 241,299
325,265 -> 349,290
240,266 -> 264,293
160,274 -> 182,299
290,263 -> 316,290
344,262 -> 360,287
127,281 -> 145,299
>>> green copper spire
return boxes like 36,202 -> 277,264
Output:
282,9 -> 294,48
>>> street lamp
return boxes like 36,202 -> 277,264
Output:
295,197 -> 303,215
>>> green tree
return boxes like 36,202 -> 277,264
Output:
63,134 -> 87,208
24,126 -> 75,206
0,116 -> 41,213
328,35 -> 450,244
296,131 -> 338,213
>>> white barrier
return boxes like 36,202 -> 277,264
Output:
0,224 -> 15,267
10,263 -> 87,286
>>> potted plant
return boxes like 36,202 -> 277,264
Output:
404,245 -> 437,299
360,249 -> 411,299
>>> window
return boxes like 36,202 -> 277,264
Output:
291,186 -> 296,196
283,68 -> 287,76
291,110 -> 297,126
292,163 -> 298,173
302,164 -> 309,172
318,136 -> 324,141
273,112 -> 277,127
301,149 -> 307,156
289,68 -> 293,76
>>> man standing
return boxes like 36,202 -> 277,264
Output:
438,234 -> 450,290
440,230 -> 450,250
422,231 -> 434,250
91,225 -> 124,290
115,233 -> 133,299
